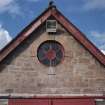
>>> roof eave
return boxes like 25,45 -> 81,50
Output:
0,6 -> 105,67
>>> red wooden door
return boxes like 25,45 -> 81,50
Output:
9,98 -> 95,105
53,99 -> 95,105
9,99 -> 50,105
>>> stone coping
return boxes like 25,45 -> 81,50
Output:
0,94 -> 104,98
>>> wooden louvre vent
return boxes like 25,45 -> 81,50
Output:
46,20 -> 57,32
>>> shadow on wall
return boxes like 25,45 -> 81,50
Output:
0,20 -> 65,72
0,23 -> 46,72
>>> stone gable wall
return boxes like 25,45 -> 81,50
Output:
0,22 -> 105,95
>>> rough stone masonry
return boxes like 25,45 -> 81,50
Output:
0,22 -> 105,96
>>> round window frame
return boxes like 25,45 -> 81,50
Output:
37,40 -> 65,67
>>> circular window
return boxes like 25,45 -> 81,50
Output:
37,40 -> 64,66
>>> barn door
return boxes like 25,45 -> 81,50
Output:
9,98 -> 95,105
53,99 -> 95,105
9,99 -> 50,105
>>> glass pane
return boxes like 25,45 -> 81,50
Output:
96,100 -> 105,105
47,21 -> 56,29
42,59 -> 50,66
0,99 -> 8,105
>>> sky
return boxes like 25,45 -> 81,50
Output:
0,0 -> 105,54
